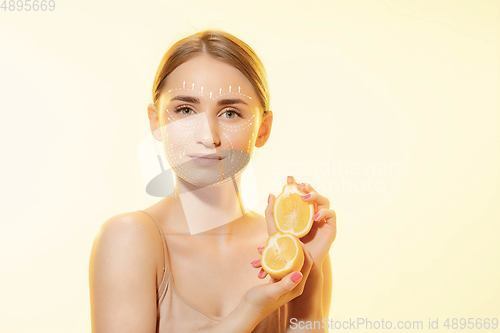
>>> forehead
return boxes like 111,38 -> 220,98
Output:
161,54 -> 257,100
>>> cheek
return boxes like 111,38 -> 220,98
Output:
160,121 -> 199,165
219,122 -> 258,152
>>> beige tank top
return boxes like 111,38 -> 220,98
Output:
138,210 -> 289,333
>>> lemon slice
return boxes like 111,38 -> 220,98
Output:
261,232 -> 305,280
273,183 -> 315,238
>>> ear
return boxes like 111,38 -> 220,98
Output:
147,103 -> 162,141
255,110 -> 273,148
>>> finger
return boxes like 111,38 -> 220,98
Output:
258,268 -> 268,279
268,271 -> 303,299
297,182 -> 316,194
250,258 -> 262,268
300,190 -> 330,209
257,245 -> 264,255
313,208 -> 336,223
265,194 -> 278,235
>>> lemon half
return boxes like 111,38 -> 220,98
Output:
261,232 -> 305,280
273,183 -> 315,238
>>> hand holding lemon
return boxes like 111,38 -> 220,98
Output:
253,176 -> 337,279
257,181 -> 315,280
224,176 -> 335,332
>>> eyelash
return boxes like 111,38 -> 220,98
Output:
174,105 -> 242,119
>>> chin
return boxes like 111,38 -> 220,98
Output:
174,164 -> 248,189
167,149 -> 252,189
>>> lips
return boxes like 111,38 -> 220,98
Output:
188,153 -> 224,160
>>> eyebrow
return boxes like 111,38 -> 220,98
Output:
170,95 -> 248,106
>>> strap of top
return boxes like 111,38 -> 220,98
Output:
137,210 -> 170,300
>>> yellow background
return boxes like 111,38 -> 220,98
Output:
0,1 -> 498,332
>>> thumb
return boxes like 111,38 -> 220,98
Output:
268,271 -> 303,299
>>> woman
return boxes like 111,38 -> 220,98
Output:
89,29 -> 337,333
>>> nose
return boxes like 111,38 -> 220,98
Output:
198,115 -> 221,148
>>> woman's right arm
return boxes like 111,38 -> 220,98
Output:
89,213 -> 163,333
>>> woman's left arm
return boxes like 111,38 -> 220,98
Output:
322,253 -> 332,317
285,177 -> 336,332
286,253 -> 331,332
253,176 -> 336,332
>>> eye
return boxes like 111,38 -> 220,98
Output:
174,105 -> 196,116
220,109 -> 242,119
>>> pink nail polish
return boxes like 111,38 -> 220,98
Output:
251,259 -> 259,266
291,272 -> 303,283
313,212 -> 319,220
301,193 -> 311,199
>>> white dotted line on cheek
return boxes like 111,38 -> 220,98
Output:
222,129 -> 235,179
162,121 -> 196,170
247,128 -> 257,152
220,131 -> 235,180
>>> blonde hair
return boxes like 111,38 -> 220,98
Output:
152,29 -> 270,113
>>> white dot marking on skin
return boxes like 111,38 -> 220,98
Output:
164,83 -> 254,101
161,108 -> 255,183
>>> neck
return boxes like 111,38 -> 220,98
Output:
172,172 -> 250,236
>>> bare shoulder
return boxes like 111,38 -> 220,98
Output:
91,211 -> 163,259
90,210 -> 165,283
89,211 -> 162,333
96,210 -> 158,235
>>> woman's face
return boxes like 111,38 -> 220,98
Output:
149,54 -> 272,188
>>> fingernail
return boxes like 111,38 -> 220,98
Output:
250,259 -> 260,266
301,193 -> 311,199
291,272 -> 303,283
258,270 -> 266,278
257,245 -> 264,250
